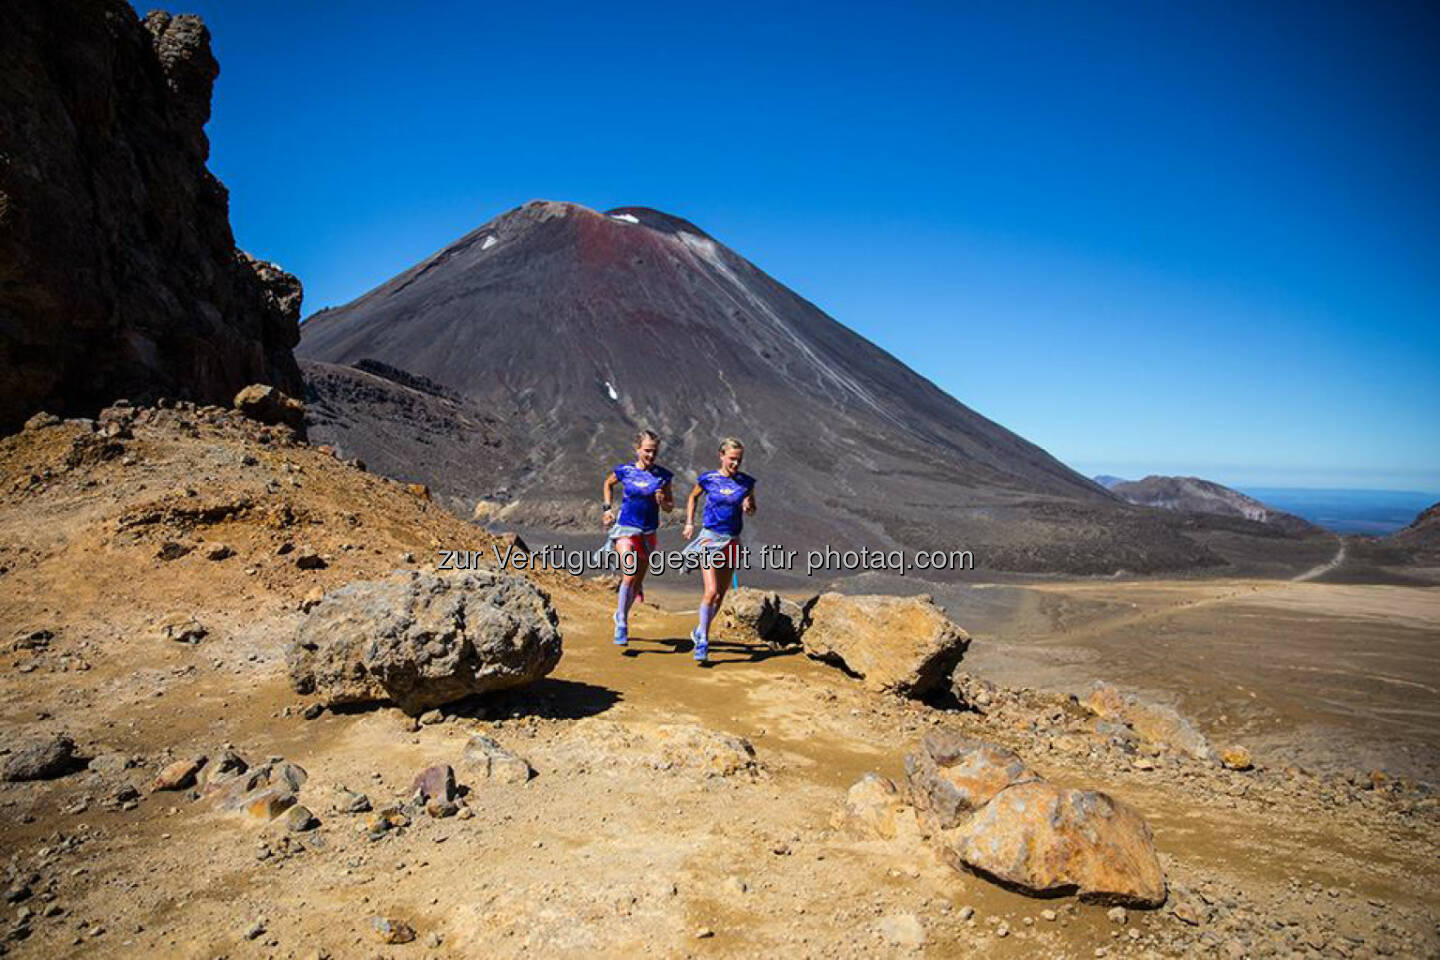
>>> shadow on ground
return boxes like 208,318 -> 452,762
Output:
620,635 -> 802,667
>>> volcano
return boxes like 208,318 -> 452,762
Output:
297,200 -> 1300,574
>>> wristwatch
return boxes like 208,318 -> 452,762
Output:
601,502 -> 613,512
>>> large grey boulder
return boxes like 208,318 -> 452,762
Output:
287,571 -> 562,714
2,734 -> 77,781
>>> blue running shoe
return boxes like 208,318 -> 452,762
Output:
691,626 -> 708,663
613,614 -> 628,647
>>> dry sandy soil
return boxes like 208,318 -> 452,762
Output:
1,407 -> 1437,958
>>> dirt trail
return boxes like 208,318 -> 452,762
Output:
1294,536 -> 1347,582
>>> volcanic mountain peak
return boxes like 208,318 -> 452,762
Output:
298,200 -> 1332,573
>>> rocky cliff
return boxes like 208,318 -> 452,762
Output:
0,0 -> 303,433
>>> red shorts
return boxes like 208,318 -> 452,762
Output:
615,533 -> 657,560
696,537 -> 741,568
715,540 -> 742,568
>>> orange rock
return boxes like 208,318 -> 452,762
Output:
905,732 -> 1041,829
243,786 -> 297,821
1219,746 -> 1253,771
405,483 -> 431,501
802,593 -> 969,698
952,781 -> 1166,907
150,755 -> 206,791
1086,683 -> 1213,762
842,774 -> 910,839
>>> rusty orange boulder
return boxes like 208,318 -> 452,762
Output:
802,593 -> 969,697
905,731 -> 1042,829
950,780 -> 1167,907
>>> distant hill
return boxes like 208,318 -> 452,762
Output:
1109,476 -> 1319,536
1093,475 -> 1130,490
1387,501 -> 1440,561
1238,487 -> 1439,536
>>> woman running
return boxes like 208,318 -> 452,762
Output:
601,430 -> 674,647
682,437 -> 757,664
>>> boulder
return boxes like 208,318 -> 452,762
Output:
718,588 -> 780,641
876,912 -> 927,949
802,593 -> 968,697
463,735 -> 533,784
2,735 -> 77,781
233,384 -> 305,433
472,499 -> 503,523
283,804 -> 317,831
1086,683 -> 1214,762
371,917 -> 416,945
718,588 -> 810,647
904,731 -> 1042,829
950,780 -> 1166,907
841,774 -> 918,840
287,570 -> 562,715
951,672 -> 999,714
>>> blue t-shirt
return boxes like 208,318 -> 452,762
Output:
614,463 -> 673,532
698,470 -> 756,536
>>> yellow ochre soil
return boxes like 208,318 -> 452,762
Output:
0,407 -> 1436,957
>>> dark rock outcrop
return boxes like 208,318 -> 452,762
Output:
2,734 -> 78,781
0,1 -> 303,433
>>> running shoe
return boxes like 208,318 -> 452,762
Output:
613,614 -> 628,647
691,626 -> 708,664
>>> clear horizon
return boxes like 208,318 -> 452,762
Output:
132,1 -> 1440,492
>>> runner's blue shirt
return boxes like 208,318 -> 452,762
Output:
613,463 -> 673,532
698,470 -> 756,536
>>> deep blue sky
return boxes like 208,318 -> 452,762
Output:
139,1 -> 1440,490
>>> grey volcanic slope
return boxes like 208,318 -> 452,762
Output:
299,201 -> 1309,574
1110,476 -> 1320,537
1387,502 -> 1440,562
301,359 -> 517,500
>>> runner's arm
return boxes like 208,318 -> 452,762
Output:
683,483 -> 704,537
602,473 -> 619,526
743,489 -> 757,515
658,480 -> 675,513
